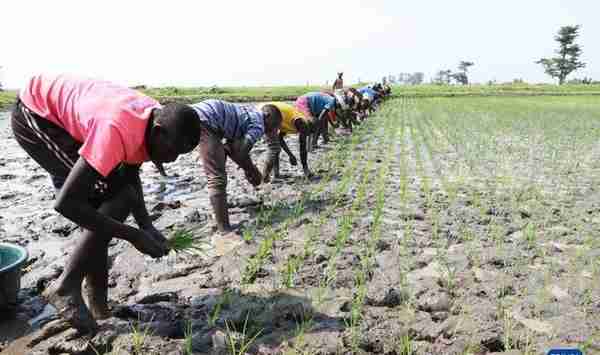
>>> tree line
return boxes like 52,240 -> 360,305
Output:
388,25 -> 590,86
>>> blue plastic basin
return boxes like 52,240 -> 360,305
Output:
0,243 -> 29,311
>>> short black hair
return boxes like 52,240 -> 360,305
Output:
157,103 -> 201,154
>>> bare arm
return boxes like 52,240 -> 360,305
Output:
124,165 -> 152,229
279,133 -> 296,163
225,139 -> 262,186
54,158 -> 165,257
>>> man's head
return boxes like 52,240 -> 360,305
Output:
147,103 -> 201,164
260,104 -> 283,137
338,72 -> 343,79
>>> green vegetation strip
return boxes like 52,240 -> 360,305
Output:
5,84 -> 600,111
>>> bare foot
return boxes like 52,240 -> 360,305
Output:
212,230 -> 244,256
42,283 -> 98,334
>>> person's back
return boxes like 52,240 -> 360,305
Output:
258,102 -> 306,135
304,92 -> 336,117
19,74 -> 159,177
189,99 -> 264,143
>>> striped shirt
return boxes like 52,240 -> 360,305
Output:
189,100 -> 265,145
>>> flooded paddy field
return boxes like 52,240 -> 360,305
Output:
1,96 -> 600,354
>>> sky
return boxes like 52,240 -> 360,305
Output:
0,0 -> 598,88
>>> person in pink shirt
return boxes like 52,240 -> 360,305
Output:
11,74 -> 201,333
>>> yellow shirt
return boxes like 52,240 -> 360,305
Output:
258,102 -> 308,135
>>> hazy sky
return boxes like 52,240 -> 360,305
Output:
1,0 -> 598,88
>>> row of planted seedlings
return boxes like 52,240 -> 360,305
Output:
343,102 -> 403,351
238,117 -> 375,287
313,122 -> 381,300
408,100 -> 498,353
479,101 -> 561,353
196,118 -> 381,353
486,101 -> 600,351
416,99 -> 524,350
275,120 -> 387,352
274,107 -> 398,352
414,102 -> 470,296
396,98 -> 418,305
422,98 -> 575,352
417,99 -> 526,352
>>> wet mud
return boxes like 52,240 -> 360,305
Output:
1,99 -> 600,355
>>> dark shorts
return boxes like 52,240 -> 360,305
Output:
11,100 -> 129,207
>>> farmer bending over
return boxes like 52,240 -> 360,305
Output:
257,102 -> 314,181
359,86 -> 381,114
319,89 -> 358,132
12,74 -> 201,333
189,100 -> 282,233
295,91 -> 346,150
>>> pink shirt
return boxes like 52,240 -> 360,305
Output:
19,74 -> 160,177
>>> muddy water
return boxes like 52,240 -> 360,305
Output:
0,107 -> 305,351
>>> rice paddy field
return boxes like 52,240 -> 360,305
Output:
211,95 -> 600,354
2,94 -> 600,354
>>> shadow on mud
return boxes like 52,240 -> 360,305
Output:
2,288 -> 345,354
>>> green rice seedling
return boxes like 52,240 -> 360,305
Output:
224,313 -> 263,355
523,222 -> 537,252
129,317 -> 154,355
241,235 -> 274,284
168,229 -> 207,255
286,318 -> 316,355
344,270 -> 367,352
241,227 -> 253,242
183,320 -> 193,355
281,255 -> 301,288
500,307 -> 516,351
207,299 -> 222,328
397,334 -> 414,355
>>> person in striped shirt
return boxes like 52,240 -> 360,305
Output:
188,100 -> 282,233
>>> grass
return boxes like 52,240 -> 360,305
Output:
167,229 -> 207,255
4,83 -> 600,112
183,320 -> 194,355
397,334 -> 415,355
129,318 -> 154,355
0,90 -> 16,111
83,94 -> 600,353
391,83 -> 600,97
224,313 -> 263,355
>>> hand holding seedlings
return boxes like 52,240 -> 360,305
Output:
167,229 -> 207,255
